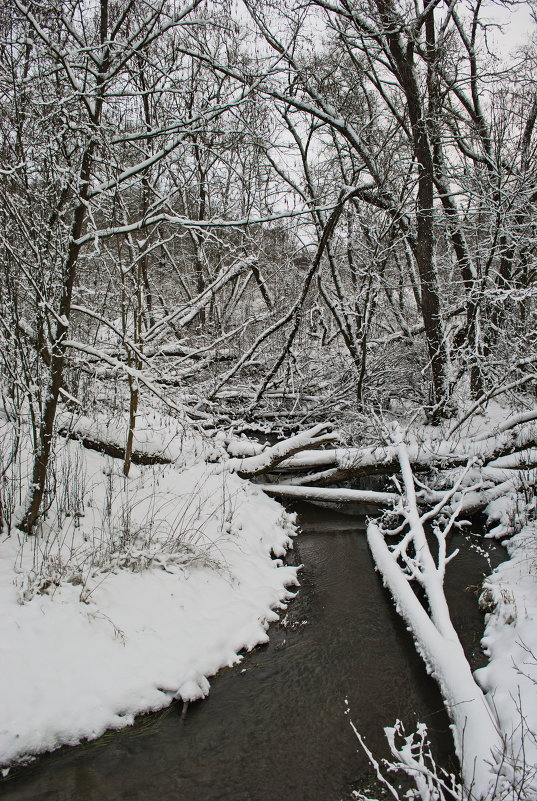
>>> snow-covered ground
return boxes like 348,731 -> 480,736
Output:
1,404 -> 536,796
0,418 -> 298,766
477,521 -> 537,782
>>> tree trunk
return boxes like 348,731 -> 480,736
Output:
374,0 -> 450,415
19,192 -> 90,533
18,0 -> 110,532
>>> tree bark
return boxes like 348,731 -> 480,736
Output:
374,0 -> 449,415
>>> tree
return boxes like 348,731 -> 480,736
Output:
0,0 -> 223,531
174,0 -> 535,417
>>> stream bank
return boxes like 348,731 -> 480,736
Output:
1,503 -> 504,801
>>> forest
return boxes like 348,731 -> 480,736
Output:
0,0 -> 536,799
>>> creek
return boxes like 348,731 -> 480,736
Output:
1,502 -> 504,801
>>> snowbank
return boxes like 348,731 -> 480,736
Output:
0,433 -> 298,766
476,522 -> 537,788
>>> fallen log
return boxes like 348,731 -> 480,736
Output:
367,443 -> 503,797
99,342 -> 235,362
471,408 -> 537,442
420,468 -> 537,518
255,483 -> 398,506
268,426 -> 537,478
57,427 -> 174,465
227,423 -> 339,477
284,467 -> 353,486
54,412 -> 536,533
56,414 -> 176,465
487,448 -> 537,469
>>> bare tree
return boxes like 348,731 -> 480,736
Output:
0,0 -> 214,531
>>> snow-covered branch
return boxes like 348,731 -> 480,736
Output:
367,443 -> 503,798
227,423 -> 339,477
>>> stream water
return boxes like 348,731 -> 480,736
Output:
1,503 -> 504,801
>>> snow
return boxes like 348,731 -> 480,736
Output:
257,482 -> 398,505
2,403 -> 536,793
0,426 -> 298,766
367,444 -> 504,798
358,419 -> 537,799
56,410 -> 208,466
226,421 -> 337,476
476,522 -> 537,791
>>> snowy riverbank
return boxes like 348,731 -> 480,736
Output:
1,410 -> 536,794
1,423 -> 298,767
477,521 -> 537,781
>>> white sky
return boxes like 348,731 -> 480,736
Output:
486,1 -> 536,58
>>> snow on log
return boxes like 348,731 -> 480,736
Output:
471,408 -> 537,442
367,443 -> 503,798
488,449 -> 537,469
227,423 -> 339,477
369,522 -> 502,797
255,483 -> 398,506
57,426 -> 174,465
100,341 -> 235,361
284,467 -> 352,486
269,425 -> 537,477
56,414 -> 182,465
419,468 -> 537,518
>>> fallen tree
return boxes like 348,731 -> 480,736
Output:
264,423 -> 537,479
225,415 -> 537,529
226,422 -> 339,477
255,483 -> 398,506
366,442 -> 508,799
233,416 -> 536,799
56,425 -> 174,465
55,412 -> 537,527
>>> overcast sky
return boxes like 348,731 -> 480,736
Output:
488,2 -> 536,57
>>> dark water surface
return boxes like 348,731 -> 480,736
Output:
1,504 -> 504,801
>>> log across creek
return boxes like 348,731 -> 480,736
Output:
0,501 -> 505,801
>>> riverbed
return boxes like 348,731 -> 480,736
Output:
1,502 -> 503,801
